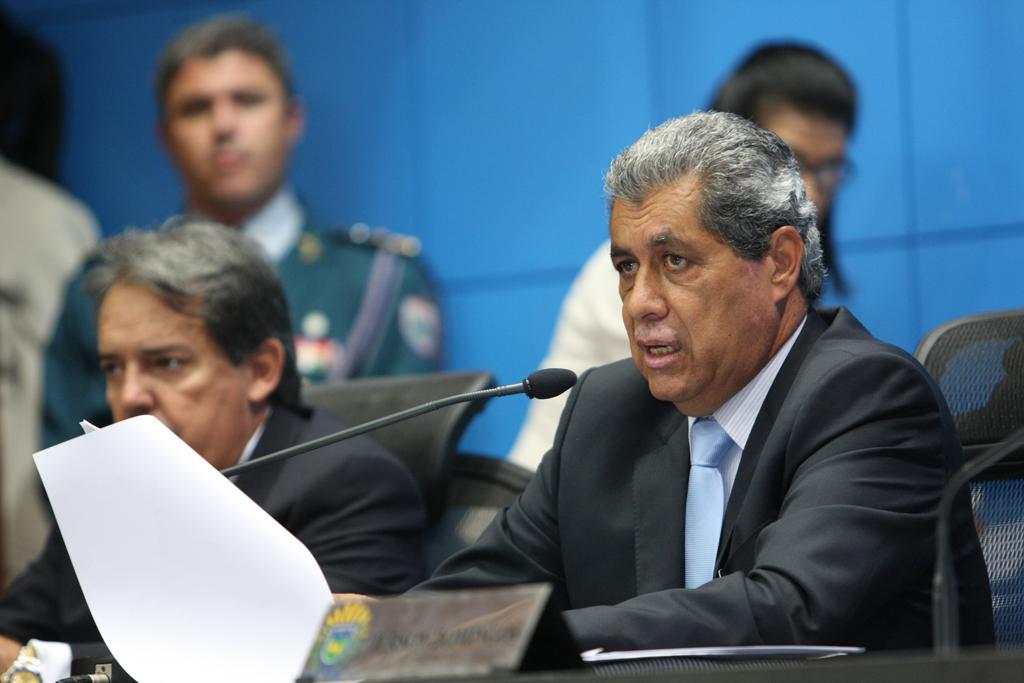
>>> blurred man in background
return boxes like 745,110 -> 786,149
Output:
43,15 -> 444,450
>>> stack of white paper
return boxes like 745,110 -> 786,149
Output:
34,415 -> 332,683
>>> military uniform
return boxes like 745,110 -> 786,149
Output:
287,221 -> 442,382
42,217 -> 444,448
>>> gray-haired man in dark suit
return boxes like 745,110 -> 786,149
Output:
416,111 -> 993,652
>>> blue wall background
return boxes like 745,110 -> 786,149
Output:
7,0 -> 1024,458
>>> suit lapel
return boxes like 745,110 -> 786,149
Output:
633,405 -> 689,593
715,309 -> 829,567
233,407 -> 304,503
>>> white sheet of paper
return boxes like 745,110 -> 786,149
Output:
34,415 -> 332,683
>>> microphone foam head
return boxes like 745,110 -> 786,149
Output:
524,368 -> 578,399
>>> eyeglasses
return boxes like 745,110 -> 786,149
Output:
795,155 -> 856,195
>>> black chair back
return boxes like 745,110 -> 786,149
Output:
915,308 -> 1024,645
303,370 -> 496,523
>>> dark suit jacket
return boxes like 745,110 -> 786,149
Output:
0,406 -> 426,648
419,308 -> 994,651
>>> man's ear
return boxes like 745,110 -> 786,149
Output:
157,116 -> 183,167
767,225 -> 804,302
284,96 -> 305,146
245,338 -> 286,405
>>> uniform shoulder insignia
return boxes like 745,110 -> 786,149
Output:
331,222 -> 422,258
298,232 -> 323,263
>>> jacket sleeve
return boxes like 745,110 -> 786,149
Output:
0,530 -> 73,643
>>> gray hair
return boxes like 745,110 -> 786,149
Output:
605,110 -> 825,300
156,15 -> 293,112
86,217 -> 302,410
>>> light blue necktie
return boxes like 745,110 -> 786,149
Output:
685,417 -> 732,589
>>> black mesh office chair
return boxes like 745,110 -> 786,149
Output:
303,371 -> 534,573
915,308 -> 1024,645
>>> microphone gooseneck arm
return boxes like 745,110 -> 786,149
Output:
221,368 -> 577,478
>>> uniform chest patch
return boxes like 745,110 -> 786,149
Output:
399,295 -> 441,359
296,335 -> 344,381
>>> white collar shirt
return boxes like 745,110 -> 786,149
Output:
239,186 -> 303,263
687,315 -> 808,503
234,410 -> 270,469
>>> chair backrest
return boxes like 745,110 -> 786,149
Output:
969,476 -> 1024,646
424,453 -> 534,574
915,308 -> 1024,645
915,308 -> 1024,455
302,370 -> 496,523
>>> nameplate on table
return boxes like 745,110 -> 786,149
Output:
298,583 -> 581,681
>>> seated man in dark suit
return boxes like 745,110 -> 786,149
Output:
416,111 -> 993,651
0,218 -> 426,677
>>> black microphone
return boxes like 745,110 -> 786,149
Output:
932,423 -> 1024,654
221,368 -> 577,477
521,367 -> 577,399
